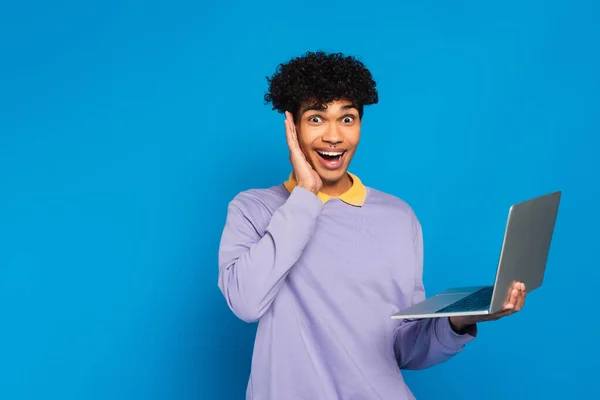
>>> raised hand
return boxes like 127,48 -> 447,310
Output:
285,111 -> 322,195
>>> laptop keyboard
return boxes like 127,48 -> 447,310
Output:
435,286 -> 494,313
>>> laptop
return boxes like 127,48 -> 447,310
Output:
391,190 -> 562,320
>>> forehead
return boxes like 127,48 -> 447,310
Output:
300,99 -> 358,115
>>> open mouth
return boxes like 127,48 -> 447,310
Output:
315,150 -> 346,170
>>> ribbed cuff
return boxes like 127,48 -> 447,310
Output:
435,317 -> 477,351
286,186 -> 324,219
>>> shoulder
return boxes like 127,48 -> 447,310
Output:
226,184 -> 289,224
229,184 -> 287,209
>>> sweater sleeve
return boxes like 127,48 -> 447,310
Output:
218,186 -> 324,322
394,216 -> 477,370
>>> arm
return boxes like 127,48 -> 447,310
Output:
218,186 -> 323,322
394,218 -> 477,370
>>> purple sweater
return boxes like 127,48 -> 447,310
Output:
218,178 -> 476,399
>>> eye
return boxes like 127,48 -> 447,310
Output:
308,116 -> 323,123
342,115 -> 355,124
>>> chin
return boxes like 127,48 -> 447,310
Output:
317,168 -> 348,184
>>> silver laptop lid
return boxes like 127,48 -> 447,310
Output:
489,191 -> 562,314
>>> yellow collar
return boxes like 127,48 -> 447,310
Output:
283,172 -> 367,206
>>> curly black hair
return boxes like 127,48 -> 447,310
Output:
264,51 -> 378,119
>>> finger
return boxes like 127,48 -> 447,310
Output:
285,113 -> 297,151
504,286 -> 519,311
286,113 -> 300,149
514,294 -> 522,311
516,282 -> 526,311
289,116 -> 299,143
514,282 -> 524,310
507,282 -> 518,308
312,170 -> 322,188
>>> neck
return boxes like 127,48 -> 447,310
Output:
320,173 -> 353,196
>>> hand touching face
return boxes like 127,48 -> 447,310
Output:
285,111 -> 322,195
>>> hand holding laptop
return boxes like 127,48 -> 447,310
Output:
449,281 -> 527,333
391,191 -> 561,325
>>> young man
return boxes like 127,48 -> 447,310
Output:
218,51 -> 526,399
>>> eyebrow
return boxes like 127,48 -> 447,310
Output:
340,104 -> 358,112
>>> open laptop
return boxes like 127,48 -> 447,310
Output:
391,190 -> 562,320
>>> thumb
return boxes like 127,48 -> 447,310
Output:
312,170 -> 322,185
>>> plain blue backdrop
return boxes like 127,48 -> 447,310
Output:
1,0 -> 598,399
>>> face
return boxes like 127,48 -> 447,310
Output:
295,99 -> 361,185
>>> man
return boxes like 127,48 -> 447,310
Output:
218,51 -> 526,399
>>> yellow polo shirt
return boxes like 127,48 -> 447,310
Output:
283,172 -> 367,206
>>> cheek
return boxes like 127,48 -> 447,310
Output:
297,135 -> 313,152
297,126 -> 323,148
346,129 -> 361,148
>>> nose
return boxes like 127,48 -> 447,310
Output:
322,124 -> 343,146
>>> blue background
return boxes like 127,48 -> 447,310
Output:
1,0 -> 598,399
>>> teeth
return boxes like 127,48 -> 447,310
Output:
317,151 -> 343,156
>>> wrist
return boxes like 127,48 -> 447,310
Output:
298,182 -> 319,195
449,317 -> 473,334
